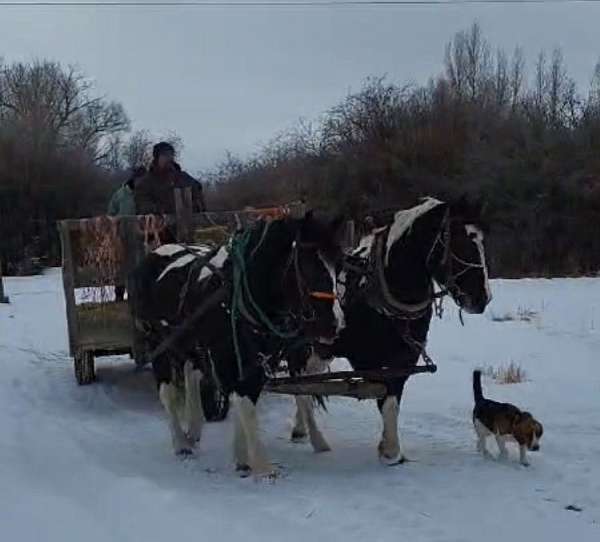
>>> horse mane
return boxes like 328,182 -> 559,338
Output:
384,198 -> 444,265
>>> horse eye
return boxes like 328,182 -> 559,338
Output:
468,232 -> 477,240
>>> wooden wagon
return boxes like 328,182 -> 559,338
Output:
58,193 -> 435,410
57,191 -> 306,383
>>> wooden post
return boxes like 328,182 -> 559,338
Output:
121,216 -> 146,366
174,187 -> 193,243
57,222 -> 78,355
0,258 -> 9,304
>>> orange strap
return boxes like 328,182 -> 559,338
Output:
309,291 -> 337,301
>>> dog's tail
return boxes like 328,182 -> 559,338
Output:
473,370 -> 484,404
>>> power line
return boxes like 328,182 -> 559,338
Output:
1,0 -> 600,7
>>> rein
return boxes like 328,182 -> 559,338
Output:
230,224 -> 336,379
230,225 -> 300,379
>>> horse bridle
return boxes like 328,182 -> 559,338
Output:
425,209 -> 487,306
287,239 -> 338,324
353,207 -> 486,322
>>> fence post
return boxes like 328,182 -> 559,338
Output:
0,259 -> 9,304
174,187 -> 193,243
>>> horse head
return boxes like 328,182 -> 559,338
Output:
243,211 -> 346,345
426,196 -> 492,314
381,196 -> 491,316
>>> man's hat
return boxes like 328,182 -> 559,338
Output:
153,141 -> 175,160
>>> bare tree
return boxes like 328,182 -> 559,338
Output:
530,51 -> 548,121
510,46 -> 526,111
494,48 -> 510,110
117,129 -> 184,170
445,30 -> 468,99
121,129 -> 153,169
322,76 -> 407,153
592,59 -> 600,97
0,60 -> 129,163
445,22 -> 493,103
464,22 -> 492,101
547,48 -> 568,126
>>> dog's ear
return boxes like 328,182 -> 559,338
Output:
512,413 -> 522,427
535,421 -> 544,437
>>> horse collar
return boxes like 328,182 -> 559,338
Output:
367,227 -> 433,319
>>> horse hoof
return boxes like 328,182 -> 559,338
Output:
380,454 -> 406,466
176,447 -> 194,457
236,464 -> 252,477
291,430 -> 308,443
255,470 -> 279,483
312,441 -> 332,453
186,433 -> 201,444
378,445 -> 406,466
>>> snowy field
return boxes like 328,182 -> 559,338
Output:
1,269 -> 599,541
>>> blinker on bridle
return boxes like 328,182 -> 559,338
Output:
293,240 -> 338,304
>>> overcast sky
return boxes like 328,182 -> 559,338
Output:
1,1 -> 599,172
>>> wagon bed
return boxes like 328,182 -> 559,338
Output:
58,191 -> 307,385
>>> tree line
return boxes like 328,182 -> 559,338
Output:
0,60 -> 180,272
204,23 -> 600,277
2,23 -> 600,277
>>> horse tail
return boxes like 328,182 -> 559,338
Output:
312,395 -> 328,412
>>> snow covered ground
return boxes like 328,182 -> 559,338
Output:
1,269 -> 599,541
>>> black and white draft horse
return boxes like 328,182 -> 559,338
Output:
289,197 -> 492,464
131,212 -> 345,477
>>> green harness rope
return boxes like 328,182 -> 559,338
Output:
229,224 -> 300,380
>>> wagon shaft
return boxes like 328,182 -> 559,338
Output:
265,365 -> 437,399
264,379 -> 388,399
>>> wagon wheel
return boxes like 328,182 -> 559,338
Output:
74,351 -> 96,385
200,379 -> 230,422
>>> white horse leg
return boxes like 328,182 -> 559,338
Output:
296,396 -> 331,453
159,382 -> 193,455
291,396 -> 308,441
183,361 -> 205,443
233,402 -> 250,474
378,396 -> 405,465
519,445 -> 530,467
290,350 -> 332,451
235,394 -> 276,478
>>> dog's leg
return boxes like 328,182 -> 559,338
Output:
474,419 -> 492,459
297,396 -> 331,453
159,382 -> 193,455
519,445 -> 530,467
495,434 -> 509,460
